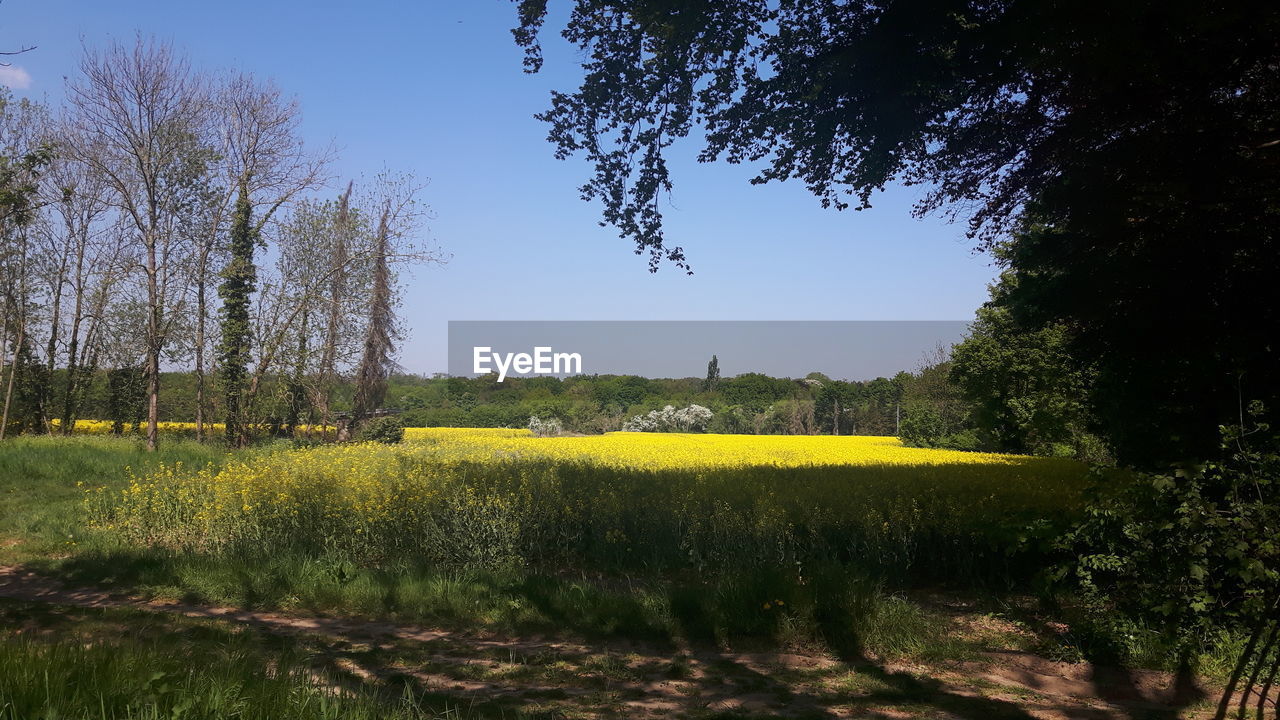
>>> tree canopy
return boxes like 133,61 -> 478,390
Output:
515,1 -> 1277,266
516,0 -> 1280,465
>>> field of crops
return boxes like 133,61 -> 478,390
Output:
49,419 -> 333,436
91,429 -> 1086,585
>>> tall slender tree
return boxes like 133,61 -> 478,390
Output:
217,185 -> 255,446
349,204 -> 394,429
703,354 -> 719,392
316,183 -> 352,437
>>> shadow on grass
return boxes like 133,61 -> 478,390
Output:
12,552 -> 1214,719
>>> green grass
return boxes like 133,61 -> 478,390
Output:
0,435 -> 226,564
0,435 -> 1247,684
0,435 -> 1253,719
0,601 -> 519,720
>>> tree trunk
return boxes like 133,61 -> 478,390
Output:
42,238 -> 72,434
145,236 -> 160,452
194,257 -> 208,441
61,229 -> 89,436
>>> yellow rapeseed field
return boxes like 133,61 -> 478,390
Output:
402,427 -> 1039,469
51,419 -> 335,436
93,428 -> 1087,581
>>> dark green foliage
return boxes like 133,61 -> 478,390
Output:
998,199 -> 1279,467
2,335 -> 49,435
217,186 -> 257,446
1056,408 -> 1279,658
356,415 -> 404,444
948,305 -> 1104,459
105,366 -> 146,436
719,373 -> 797,414
703,354 -> 719,391
899,409 -> 979,453
897,357 -> 974,451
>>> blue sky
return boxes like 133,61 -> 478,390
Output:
2,0 -> 999,374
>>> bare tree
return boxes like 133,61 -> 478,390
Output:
66,36 -> 210,450
316,183 -> 353,437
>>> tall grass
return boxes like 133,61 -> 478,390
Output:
0,435 -> 224,563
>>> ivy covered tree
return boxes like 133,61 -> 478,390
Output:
217,186 -> 256,447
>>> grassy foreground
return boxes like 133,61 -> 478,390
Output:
0,433 -> 1243,718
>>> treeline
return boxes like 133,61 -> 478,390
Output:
0,37 -> 439,446
49,366 -> 921,437
394,370 -> 914,435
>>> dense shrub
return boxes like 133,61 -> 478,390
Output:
1056,410 -> 1279,663
355,416 -> 404,444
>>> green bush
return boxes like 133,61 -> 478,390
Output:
356,416 -> 404,444
1055,408 -> 1279,660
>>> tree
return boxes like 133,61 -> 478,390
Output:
67,37 -> 210,450
514,1 -> 1280,466
217,186 -> 255,446
349,204 -> 394,430
36,132 -> 116,435
949,301 -> 1102,459
197,73 -> 328,441
316,183 -> 354,436
0,91 -> 51,438
346,173 -> 437,435
703,354 -> 719,392
897,347 -> 974,450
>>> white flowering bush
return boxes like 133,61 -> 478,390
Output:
622,404 -> 713,433
528,415 -> 563,437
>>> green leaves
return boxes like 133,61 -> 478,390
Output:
1057,418 -> 1280,641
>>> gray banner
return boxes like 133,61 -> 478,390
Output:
447,321 -> 968,381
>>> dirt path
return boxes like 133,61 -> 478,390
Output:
0,565 -> 1234,719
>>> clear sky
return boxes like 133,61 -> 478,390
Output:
1,0 -> 999,374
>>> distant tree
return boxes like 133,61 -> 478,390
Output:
702,354 -> 719,392
105,365 -> 145,436
898,348 -> 974,449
